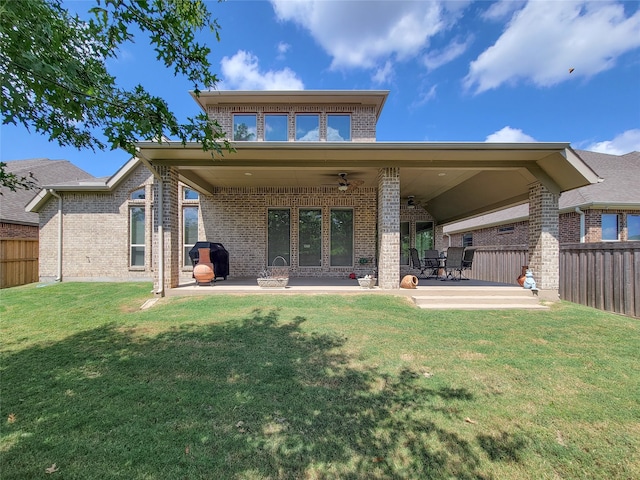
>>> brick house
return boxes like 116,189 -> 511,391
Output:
1,159 -> 93,238
443,150 -> 640,247
1,159 -> 93,288
26,90 -> 600,298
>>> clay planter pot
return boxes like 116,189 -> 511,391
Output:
194,247 -> 215,285
400,275 -> 418,289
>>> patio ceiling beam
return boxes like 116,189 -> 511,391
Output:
178,170 -> 215,196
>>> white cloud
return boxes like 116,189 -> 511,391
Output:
485,126 -> 536,142
276,42 -> 291,60
270,0 -> 468,70
587,129 -> 640,155
372,60 -> 394,85
423,37 -> 471,70
465,1 -> 640,93
219,50 -> 304,90
481,0 -> 526,21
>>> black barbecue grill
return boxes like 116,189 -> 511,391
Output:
188,242 -> 229,280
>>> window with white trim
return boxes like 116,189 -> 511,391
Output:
183,206 -> 199,267
233,114 -> 256,141
628,214 -> 640,241
330,209 -> 353,266
602,214 -> 619,241
130,206 -> 145,267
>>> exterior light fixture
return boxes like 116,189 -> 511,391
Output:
407,196 -> 416,209
338,184 -> 349,192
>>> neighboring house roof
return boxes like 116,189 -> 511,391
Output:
25,157 -> 140,213
444,150 -> 640,233
1,159 -> 94,226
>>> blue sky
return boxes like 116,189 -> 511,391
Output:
2,0 -> 639,178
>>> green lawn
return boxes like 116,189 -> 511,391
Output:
1,282 -> 638,479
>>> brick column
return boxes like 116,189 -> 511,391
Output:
154,166 -> 180,291
377,167 -> 400,289
434,224 -> 446,253
528,182 -> 559,299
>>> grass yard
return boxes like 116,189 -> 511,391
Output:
1,283 -> 638,479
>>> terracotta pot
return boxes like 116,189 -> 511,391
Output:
400,275 -> 418,289
194,247 -> 215,285
517,274 -> 526,287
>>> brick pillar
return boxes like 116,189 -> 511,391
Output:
528,182 -> 559,299
154,166 -> 180,291
377,167 -> 400,289
434,224 -> 445,253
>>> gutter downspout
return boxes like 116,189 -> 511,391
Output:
575,207 -> 585,243
49,189 -> 63,281
136,150 -> 165,297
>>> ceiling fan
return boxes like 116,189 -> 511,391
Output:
406,195 -> 426,209
335,172 -> 363,192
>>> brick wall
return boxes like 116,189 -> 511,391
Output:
208,104 -> 377,142
447,208 -> 640,247
38,165 -> 155,282
0,222 -> 38,239
194,186 -> 378,278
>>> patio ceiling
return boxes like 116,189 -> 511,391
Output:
137,141 -> 600,224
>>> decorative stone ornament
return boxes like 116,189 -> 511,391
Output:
522,269 -> 537,290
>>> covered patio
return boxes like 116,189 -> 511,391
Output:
138,140 -> 599,299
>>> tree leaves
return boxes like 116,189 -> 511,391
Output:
0,0 -> 230,190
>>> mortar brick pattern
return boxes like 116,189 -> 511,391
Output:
192,186 -> 378,279
38,165 -> 154,282
528,183 -> 559,290
377,167 -> 400,289
208,104 -> 376,142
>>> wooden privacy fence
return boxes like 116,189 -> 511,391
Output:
465,243 -> 640,318
560,242 -> 640,318
0,238 -> 39,289
463,246 -> 528,285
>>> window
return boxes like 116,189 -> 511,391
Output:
268,209 -> 291,266
498,226 -> 515,234
628,214 -> 640,241
265,114 -> 288,141
233,114 -> 256,141
400,222 -> 410,265
330,209 -> 353,266
327,114 -> 351,141
463,233 -> 473,247
295,114 -> 319,141
183,188 -> 199,200
602,214 -> 619,241
130,207 -> 145,267
183,207 -> 198,267
416,221 -> 434,256
299,209 -> 322,266
131,188 -> 145,200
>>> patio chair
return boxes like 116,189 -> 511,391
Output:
460,248 -> 475,280
423,249 -> 440,279
443,247 -> 465,280
409,248 -> 429,278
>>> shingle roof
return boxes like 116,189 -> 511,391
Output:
444,150 -> 640,233
1,159 -> 94,226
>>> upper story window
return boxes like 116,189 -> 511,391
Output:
628,214 -> 640,241
602,214 -> 619,241
295,114 -> 319,141
131,187 -> 145,200
265,114 -> 288,141
233,114 -> 256,141
183,188 -> 199,200
327,114 -> 351,141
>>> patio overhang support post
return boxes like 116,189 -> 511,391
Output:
528,182 -> 560,301
377,167 -> 400,289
